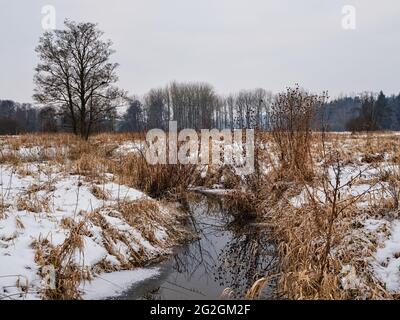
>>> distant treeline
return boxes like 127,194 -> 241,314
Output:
322,91 -> 400,132
0,100 -> 38,134
0,100 -> 115,135
1,85 -> 400,134
120,82 -> 273,132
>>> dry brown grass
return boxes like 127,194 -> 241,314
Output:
16,194 -> 50,213
247,132 -> 400,300
86,201 -> 190,270
0,132 -> 196,299
0,202 -> 10,219
263,200 -> 392,300
1,133 -> 198,200
33,220 -> 91,300
118,199 -> 190,246
115,153 -> 197,200
4,130 -> 400,300
90,185 -> 110,200
88,209 -> 146,268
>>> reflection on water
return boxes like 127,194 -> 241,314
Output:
116,193 -> 276,300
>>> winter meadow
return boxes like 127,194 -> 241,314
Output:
1,2 -> 400,301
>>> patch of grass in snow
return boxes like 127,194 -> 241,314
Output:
33,220 -> 91,300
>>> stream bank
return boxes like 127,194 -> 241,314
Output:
114,193 -> 277,300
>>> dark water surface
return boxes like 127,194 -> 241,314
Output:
116,194 -> 276,300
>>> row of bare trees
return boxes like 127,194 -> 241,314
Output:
0,100 -> 58,134
120,84 -> 273,131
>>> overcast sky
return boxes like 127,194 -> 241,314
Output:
0,0 -> 399,103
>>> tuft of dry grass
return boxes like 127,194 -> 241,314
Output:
246,277 -> 269,299
90,185 -> 110,200
15,216 -> 25,230
33,220 -> 90,300
118,199 -> 189,246
116,152 -> 197,200
16,194 -> 50,213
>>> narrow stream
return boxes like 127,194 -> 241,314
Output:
116,193 -> 276,300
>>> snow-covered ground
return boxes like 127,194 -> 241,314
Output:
113,141 -> 144,156
0,157 -> 187,300
81,268 -> 160,300
285,138 -> 400,296
2,132 -> 400,299
373,221 -> 400,292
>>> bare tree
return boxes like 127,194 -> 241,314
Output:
231,89 -> 271,130
169,81 -> 217,130
226,95 -> 235,129
33,20 -> 125,139
38,106 -> 58,132
145,88 -> 168,130
120,98 -> 145,132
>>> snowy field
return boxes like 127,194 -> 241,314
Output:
0,134 -> 188,300
1,132 -> 400,299
273,132 -> 400,297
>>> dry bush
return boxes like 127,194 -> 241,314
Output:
223,191 -> 258,220
268,85 -> 327,181
116,152 -> 197,199
252,149 -> 390,300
